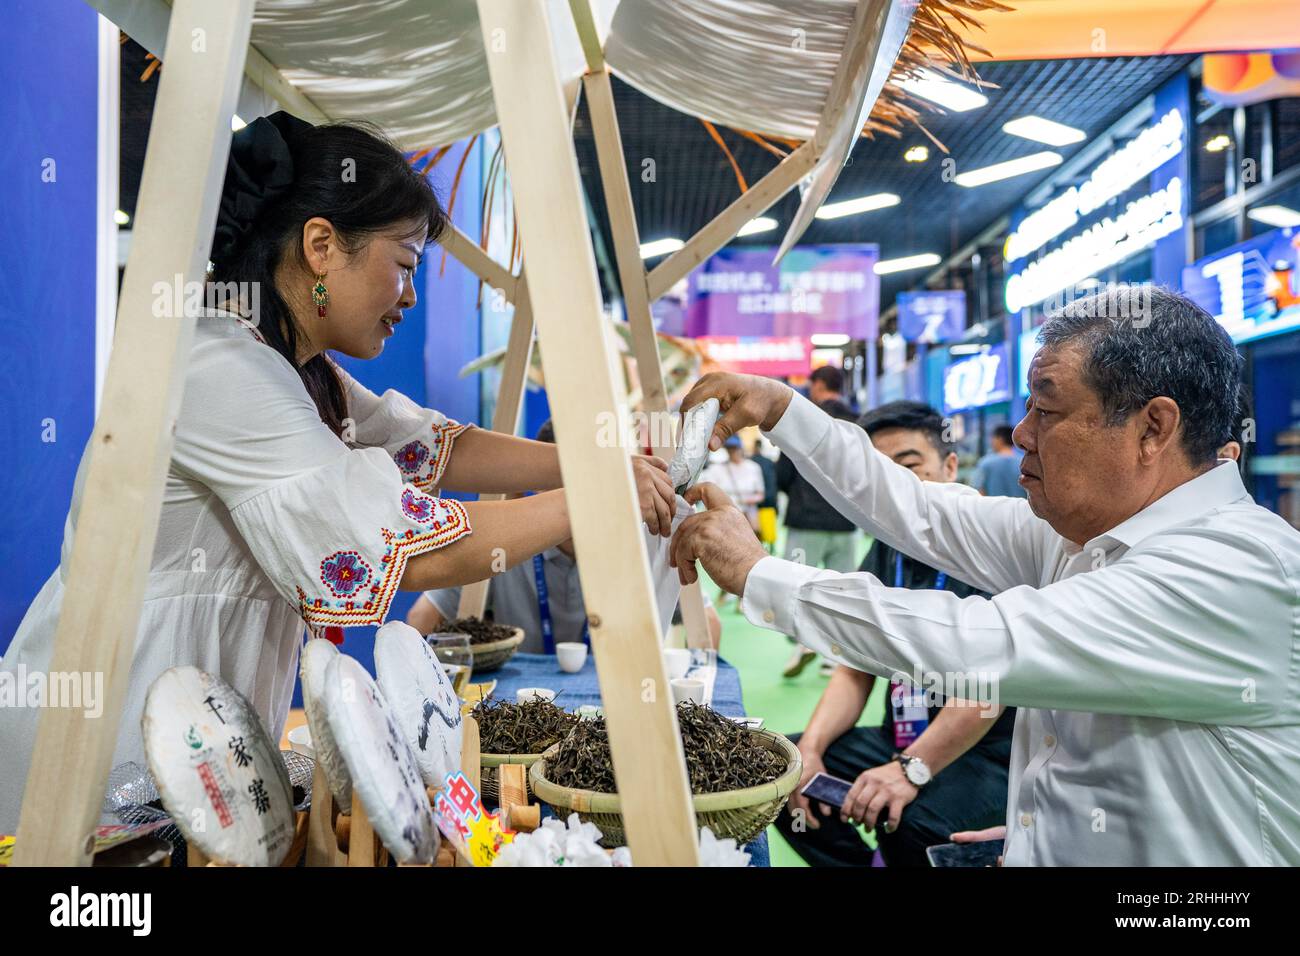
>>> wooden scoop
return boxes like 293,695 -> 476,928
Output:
498,763 -> 540,833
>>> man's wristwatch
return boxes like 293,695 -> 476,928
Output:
893,753 -> 932,787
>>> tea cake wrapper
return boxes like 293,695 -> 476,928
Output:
300,638 -> 352,813
668,397 -> 721,494
323,653 -> 439,864
375,620 -> 463,788
142,666 -> 295,866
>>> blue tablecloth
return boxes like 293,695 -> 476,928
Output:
482,652 -> 771,867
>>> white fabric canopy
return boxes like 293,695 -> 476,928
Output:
92,0 -> 904,147
605,0 -> 863,142
91,0 -> 911,249
92,0 -> 597,148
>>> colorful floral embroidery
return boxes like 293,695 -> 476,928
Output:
297,497 -> 471,628
395,440 -> 430,476
401,488 -> 437,523
319,550 -> 373,598
399,421 -> 471,492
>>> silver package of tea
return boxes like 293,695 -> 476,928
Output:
668,398 -> 721,495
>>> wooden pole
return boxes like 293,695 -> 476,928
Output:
580,65 -> 713,650
450,76 -> 582,623
582,70 -> 668,454
440,221 -> 519,304
645,141 -> 817,301
457,274 -> 535,620
454,715 -> 481,867
305,758 -> 345,867
346,799 -> 378,867
12,0 -> 255,867
568,0 -> 606,73
476,0 -> 699,865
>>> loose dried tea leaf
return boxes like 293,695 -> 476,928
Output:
545,702 -> 786,794
473,697 -> 580,755
435,616 -> 519,646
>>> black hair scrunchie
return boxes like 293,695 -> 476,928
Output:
211,111 -> 314,265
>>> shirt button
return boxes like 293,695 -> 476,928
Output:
1044,735 -> 1055,748
761,610 -> 775,624
1020,812 -> 1033,828
830,644 -> 843,656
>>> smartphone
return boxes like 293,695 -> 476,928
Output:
925,839 -> 1004,867
799,771 -> 854,810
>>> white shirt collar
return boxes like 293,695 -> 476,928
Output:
1086,460 -> 1248,552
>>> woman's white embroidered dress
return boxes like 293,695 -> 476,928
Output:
0,311 -> 473,831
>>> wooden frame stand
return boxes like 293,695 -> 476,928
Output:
17,0 -> 857,868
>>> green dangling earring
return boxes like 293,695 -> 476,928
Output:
312,273 -> 329,317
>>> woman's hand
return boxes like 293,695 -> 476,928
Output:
633,454 -> 676,537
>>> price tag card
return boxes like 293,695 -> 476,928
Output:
432,770 -> 515,867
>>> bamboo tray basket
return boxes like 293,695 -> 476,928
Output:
528,729 -> 802,847
438,626 -> 525,673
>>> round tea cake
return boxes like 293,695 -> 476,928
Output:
141,666 -> 295,866
322,653 -> 439,864
300,638 -> 352,813
375,620 -> 463,787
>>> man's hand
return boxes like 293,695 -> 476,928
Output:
841,760 -> 919,834
632,454 -> 675,538
951,825 -> 1006,843
670,483 -> 767,593
679,372 -> 794,451
951,825 -> 1006,867
790,746 -> 834,831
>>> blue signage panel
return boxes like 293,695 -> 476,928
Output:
1182,226 -> 1300,345
1018,327 -> 1043,397
943,344 -> 1012,413
1003,72 -> 1191,315
897,289 -> 966,343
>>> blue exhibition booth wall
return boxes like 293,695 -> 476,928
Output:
0,0 -> 101,652
330,137 -> 489,681
1,10 -> 505,697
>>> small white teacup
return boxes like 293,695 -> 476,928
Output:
662,647 -> 691,680
556,642 -> 588,674
670,678 -> 705,706
517,686 -> 557,705
287,724 -> 314,759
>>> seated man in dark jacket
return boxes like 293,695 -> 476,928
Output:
775,401 -> 1014,866
778,398 -> 860,676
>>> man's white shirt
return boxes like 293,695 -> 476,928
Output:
742,392 -> 1300,865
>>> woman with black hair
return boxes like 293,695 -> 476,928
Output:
0,113 -> 676,830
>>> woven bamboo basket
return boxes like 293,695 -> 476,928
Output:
528,729 -> 802,847
437,627 -> 525,673
479,751 -> 544,800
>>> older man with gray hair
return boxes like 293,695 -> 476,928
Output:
670,285 -> 1300,866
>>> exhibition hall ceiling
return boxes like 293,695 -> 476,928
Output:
118,39 -> 1192,314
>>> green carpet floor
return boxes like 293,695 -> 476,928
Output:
700,536 -> 885,867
